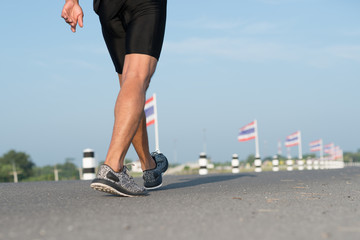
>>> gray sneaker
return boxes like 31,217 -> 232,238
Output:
90,164 -> 147,197
143,151 -> 169,190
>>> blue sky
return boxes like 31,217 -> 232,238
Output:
1,0 -> 359,166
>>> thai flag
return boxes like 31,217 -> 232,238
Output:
285,131 -> 300,147
238,121 -> 256,142
334,146 -> 342,160
309,139 -> 322,152
144,95 -> 156,127
324,143 -> 334,154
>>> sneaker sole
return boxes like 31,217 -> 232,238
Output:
144,173 -> 164,190
144,182 -> 162,190
90,180 -> 147,197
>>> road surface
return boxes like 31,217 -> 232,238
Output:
1,167 -> 360,240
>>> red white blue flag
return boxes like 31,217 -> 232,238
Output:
324,143 -> 334,154
144,96 -> 156,127
334,146 -> 343,160
285,131 -> 300,147
238,121 -> 256,142
309,139 -> 322,152
144,94 -> 160,150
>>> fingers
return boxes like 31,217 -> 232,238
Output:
61,1 -> 72,20
61,9 -> 72,25
61,10 -> 76,32
61,8 -> 67,19
70,13 -> 84,32
65,18 -> 73,25
70,19 -> 77,32
62,16 -> 76,32
78,14 -> 84,28
61,6 -> 71,22
61,2 -> 84,33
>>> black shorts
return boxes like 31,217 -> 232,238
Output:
93,0 -> 167,73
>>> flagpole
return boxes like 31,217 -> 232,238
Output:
153,93 -> 160,151
298,131 -> 302,160
340,149 -> 343,161
277,140 -> 282,157
320,139 -> 323,160
287,147 -> 291,159
254,119 -> 260,158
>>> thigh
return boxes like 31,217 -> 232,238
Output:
95,0 -> 167,74
96,0 -> 127,73
125,0 -> 167,60
102,27 -> 126,74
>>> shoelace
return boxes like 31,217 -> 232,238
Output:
122,164 -> 136,183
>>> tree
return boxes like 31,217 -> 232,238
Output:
245,154 -> 255,165
344,151 -> 360,163
57,158 -> 79,180
302,153 -> 316,159
0,164 -> 13,182
27,166 -> 55,182
262,156 -> 273,161
0,150 -> 35,182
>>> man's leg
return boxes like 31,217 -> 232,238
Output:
104,54 -> 157,172
117,78 -> 156,171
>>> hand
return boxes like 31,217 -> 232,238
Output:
61,0 -> 84,33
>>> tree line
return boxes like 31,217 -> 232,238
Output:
0,150 -> 79,182
1,149 -> 359,182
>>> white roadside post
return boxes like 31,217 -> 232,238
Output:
306,157 -> 313,170
324,156 -> 330,169
319,158 -> 325,170
82,149 -> 96,180
231,154 -> 240,174
198,152 -> 208,175
297,159 -> 304,171
286,158 -> 294,171
254,157 -> 262,172
272,155 -> 279,172
313,158 -> 319,170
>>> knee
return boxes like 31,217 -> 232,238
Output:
121,54 -> 157,90
122,71 -> 152,91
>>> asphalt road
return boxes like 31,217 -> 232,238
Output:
1,167 -> 360,240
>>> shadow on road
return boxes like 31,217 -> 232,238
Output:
159,173 -> 256,191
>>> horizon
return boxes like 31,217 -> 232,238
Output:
1,0 -> 359,167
